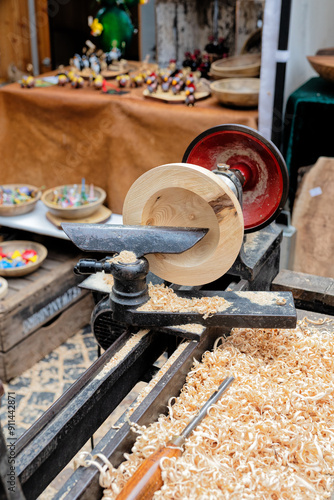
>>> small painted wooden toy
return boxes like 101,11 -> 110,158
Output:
130,74 -> 145,88
185,73 -> 195,87
71,75 -> 84,88
89,54 -> 101,74
185,83 -> 196,106
93,74 -> 104,89
160,73 -> 171,92
81,54 -> 90,69
67,70 -> 76,82
0,248 -> 38,269
0,186 -> 37,206
58,73 -> 68,86
72,54 -> 83,71
170,73 -> 184,95
21,75 -> 35,88
145,73 -> 158,93
105,44 -> 122,65
51,180 -> 97,208
116,74 -> 130,88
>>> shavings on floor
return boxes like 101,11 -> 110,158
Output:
96,318 -> 334,499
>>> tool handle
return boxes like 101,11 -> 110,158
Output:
74,259 -> 113,275
116,442 -> 182,500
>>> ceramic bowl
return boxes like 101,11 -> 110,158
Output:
41,185 -> 106,219
210,78 -> 260,108
0,184 -> 41,216
0,240 -> 48,277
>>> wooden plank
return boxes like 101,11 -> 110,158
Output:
0,279 -> 86,352
5,277 -> 31,291
272,269 -> 334,315
39,258 -> 69,271
23,268 -> 51,281
0,292 -> 94,382
35,0 -> 52,74
0,0 -> 32,81
0,255 -> 80,314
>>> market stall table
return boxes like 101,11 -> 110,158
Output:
0,201 -> 122,240
0,74 -> 258,214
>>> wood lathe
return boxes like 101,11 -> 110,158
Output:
0,124 -> 301,500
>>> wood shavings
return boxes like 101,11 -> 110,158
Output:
107,251 -> 137,264
138,283 -> 230,319
234,291 -> 278,306
103,274 -> 114,287
304,317 -> 331,326
173,324 -> 205,334
276,298 -> 287,306
97,330 -> 150,380
98,320 -> 334,499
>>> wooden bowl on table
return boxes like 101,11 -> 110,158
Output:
210,78 -> 260,108
307,55 -> 334,82
0,240 -> 48,277
210,54 -> 261,79
0,184 -> 41,216
41,185 -> 106,219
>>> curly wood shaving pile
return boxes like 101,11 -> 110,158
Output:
107,251 -> 137,264
138,283 -> 230,319
99,319 -> 334,499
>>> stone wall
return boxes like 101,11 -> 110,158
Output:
155,0 -> 264,66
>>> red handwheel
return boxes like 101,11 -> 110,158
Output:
182,124 -> 289,233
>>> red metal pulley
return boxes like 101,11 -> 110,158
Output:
182,124 -> 289,233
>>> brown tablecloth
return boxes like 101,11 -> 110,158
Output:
0,78 -> 258,214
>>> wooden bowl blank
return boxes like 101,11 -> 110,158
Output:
0,241 -> 48,277
210,78 -> 260,108
210,54 -> 261,79
123,163 -> 244,286
0,277 -> 8,299
307,55 -> 334,82
0,184 -> 41,216
41,185 -> 106,219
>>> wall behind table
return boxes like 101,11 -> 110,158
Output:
155,0 -> 236,66
0,0 -> 51,81
284,0 -> 334,106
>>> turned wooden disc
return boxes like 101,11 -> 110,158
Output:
123,163 -> 244,286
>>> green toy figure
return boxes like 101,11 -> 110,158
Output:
88,0 -> 148,55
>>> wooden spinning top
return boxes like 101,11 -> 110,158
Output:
123,163 -> 244,286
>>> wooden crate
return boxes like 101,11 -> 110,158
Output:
0,244 -> 94,382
